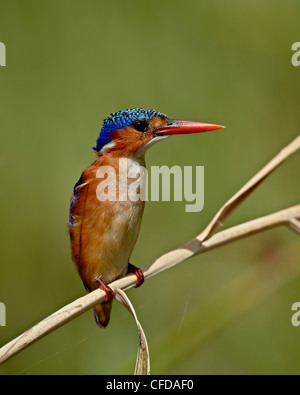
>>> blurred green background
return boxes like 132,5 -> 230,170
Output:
0,0 -> 300,375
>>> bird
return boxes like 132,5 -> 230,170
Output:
69,108 -> 224,328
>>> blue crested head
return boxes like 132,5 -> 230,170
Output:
93,108 -> 166,152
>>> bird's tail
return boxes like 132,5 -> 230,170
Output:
93,301 -> 113,328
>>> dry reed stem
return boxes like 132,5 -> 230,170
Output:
114,288 -> 150,375
198,135 -> 300,242
0,205 -> 299,365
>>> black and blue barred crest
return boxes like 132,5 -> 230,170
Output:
93,108 -> 166,152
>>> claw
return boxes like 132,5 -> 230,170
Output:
128,263 -> 144,288
96,277 -> 114,303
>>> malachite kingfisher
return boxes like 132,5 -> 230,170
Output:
69,108 -> 224,328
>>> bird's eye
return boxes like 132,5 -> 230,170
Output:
132,121 -> 149,132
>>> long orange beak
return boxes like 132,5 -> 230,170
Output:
155,119 -> 225,136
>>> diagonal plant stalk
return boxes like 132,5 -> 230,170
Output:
198,134 -> 300,242
0,134 -> 299,370
114,288 -> 150,375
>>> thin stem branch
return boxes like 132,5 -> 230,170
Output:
198,135 -> 300,241
0,204 -> 299,365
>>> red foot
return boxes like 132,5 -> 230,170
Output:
96,277 -> 114,303
128,263 -> 144,288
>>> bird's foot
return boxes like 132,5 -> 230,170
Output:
96,277 -> 114,304
128,263 -> 144,288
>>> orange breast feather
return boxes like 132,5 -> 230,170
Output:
69,156 -> 144,291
